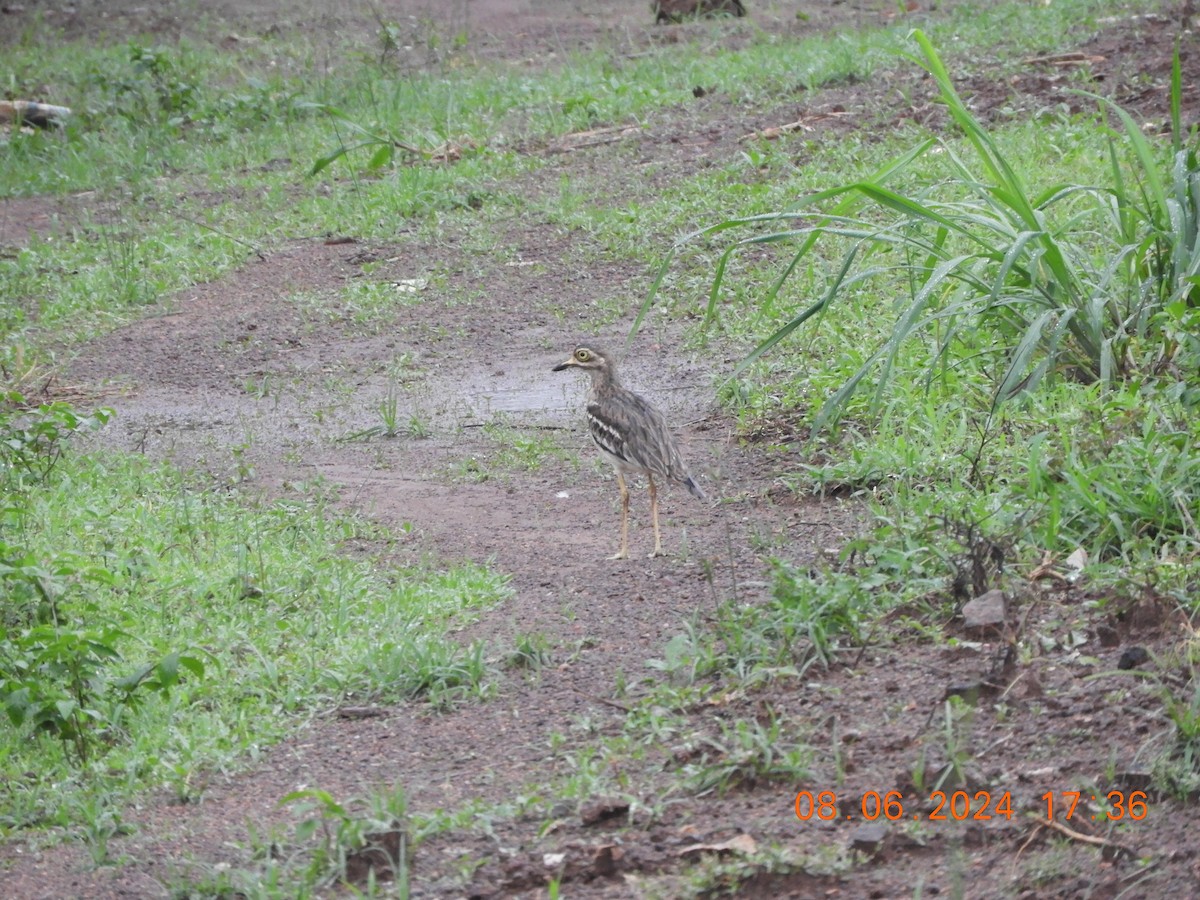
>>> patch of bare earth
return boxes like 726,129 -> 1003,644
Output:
2,1 -> 1200,898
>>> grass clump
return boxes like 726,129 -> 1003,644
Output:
0,398 -> 510,836
634,29 -> 1199,606
649,33 -> 1198,423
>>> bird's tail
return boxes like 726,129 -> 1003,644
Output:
684,475 -> 705,500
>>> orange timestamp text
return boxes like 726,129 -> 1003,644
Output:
794,789 -> 1151,823
1041,790 -> 1149,822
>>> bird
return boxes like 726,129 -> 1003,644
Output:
652,0 -> 746,25
553,344 -> 704,559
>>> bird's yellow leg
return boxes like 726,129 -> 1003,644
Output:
608,471 -> 630,560
648,475 -> 666,558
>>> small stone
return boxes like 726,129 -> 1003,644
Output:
580,799 -> 629,826
849,822 -> 889,857
962,589 -> 1007,634
1117,646 -> 1150,670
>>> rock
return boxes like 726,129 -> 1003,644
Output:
580,799 -> 630,826
1117,646 -> 1150,670
849,822 -> 889,857
591,844 -> 623,877
962,589 -> 1007,635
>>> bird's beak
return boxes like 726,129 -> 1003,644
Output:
552,356 -> 576,372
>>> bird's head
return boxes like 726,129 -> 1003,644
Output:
552,345 -> 612,374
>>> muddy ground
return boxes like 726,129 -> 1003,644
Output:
2,0 -> 1199,897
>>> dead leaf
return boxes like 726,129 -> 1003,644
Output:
592,844 -> 623,876
677,833 -> 757,858
1064,547 -> 1087,580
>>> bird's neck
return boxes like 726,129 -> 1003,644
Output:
590,367 -> 621,394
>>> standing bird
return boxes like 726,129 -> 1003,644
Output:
553,344 -> 705,559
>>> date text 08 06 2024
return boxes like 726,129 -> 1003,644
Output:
794,790 -> 1150,823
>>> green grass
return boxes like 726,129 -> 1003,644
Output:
1,0 -> 1166,374
0,445 -> 509,837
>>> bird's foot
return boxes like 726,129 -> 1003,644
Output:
608,548 -> 629,560
649,546 -> 666,558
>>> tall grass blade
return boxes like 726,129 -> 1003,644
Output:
630,140 -> 934,344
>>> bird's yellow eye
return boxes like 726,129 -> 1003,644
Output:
575,349 -> 591,362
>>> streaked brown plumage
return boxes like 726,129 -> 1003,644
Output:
653,0 -> 746,24
553,344 -> 704,559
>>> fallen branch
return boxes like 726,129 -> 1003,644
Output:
739,111 -> 850,142
1022,52 -> 1106,67
1038,817 -> 1135,860
0,100 -> 72,129
549,125 -> 640,153
337,706 -> 388,719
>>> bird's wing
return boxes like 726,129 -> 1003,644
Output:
587,393 -> 685,478
586,400 -> 635,467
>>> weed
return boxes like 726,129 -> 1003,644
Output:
0,445 -> 509,830
337,377 -> 431,442
75,793 -> 130,866
0,625 -> 206,763
378,379 -> 402,437
483,423 -> 570,473
282,784 -> 412,892
349,636 -> 492,709
1140,642 -> 1200,799
505,632 -> 553,671
448,455 -> 490,483
0,395 -> 112,485
640,35 -> 1197,426
677,716 -> 811,796
927,697 -> 977,792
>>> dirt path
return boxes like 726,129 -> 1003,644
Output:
19,228 -> 863,899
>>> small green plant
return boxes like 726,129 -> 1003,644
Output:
310,106 -> 471,175
677,716 -> 812,796
337,378 -> 427,442
0,624 -> 205,763
1147,644 -> 1200,799
929,696 -> 976,791
282,785 -> 412,891
505,632 -> 553,671
74,793 -> 131,866
350,636 -> 492,709
378,378 -> 402,437
0,395 -> 113,485
406,412 -> 432,439
243,375 -> 273,400
760,569 -> 873,669
79,43 -> 202,126
449,455 -> 490,483
1019,385 -> 1200,557
484,423 -> 569,473
646,622 -> 714,686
